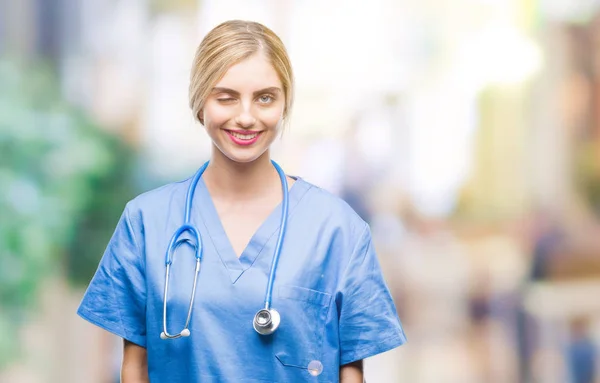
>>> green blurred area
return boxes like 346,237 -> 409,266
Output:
576,142 -> 600,216
0,58 -> 139,367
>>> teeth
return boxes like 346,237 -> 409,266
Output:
230,131 -> 258,140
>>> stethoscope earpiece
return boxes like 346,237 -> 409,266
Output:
160,328 -> 191,340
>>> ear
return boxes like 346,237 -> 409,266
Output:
278,117 -> 287,138
198,109 -> 204,125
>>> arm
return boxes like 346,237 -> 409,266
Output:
340,360 -> 364,382
121,340 -> 149,383
337,225 -> 405,382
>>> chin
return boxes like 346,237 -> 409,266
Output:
222,148 -> 268,165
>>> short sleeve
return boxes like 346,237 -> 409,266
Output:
77,203 -> 147,347
337,224 -> 407,365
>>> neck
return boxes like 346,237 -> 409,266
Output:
203,149 -> 279,201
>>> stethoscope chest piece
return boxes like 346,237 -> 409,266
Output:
253,308 -> 280,335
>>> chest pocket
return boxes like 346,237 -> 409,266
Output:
273,285 -> 332,370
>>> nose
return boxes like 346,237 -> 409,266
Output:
234,106 -> 257,128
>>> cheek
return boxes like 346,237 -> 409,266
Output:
203,106 -> 231,127
259,108 -> 285,128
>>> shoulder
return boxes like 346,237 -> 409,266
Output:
300,179 -> 363,220
123,177 -> 192,218
296,177 -> 369,239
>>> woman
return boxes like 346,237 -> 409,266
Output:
78,20 -> 406,382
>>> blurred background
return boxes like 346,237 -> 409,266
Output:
1,0 -> 600,382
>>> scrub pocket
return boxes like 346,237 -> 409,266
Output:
274,285 -> 332,370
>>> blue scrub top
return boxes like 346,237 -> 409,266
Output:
78,175 -> 406,382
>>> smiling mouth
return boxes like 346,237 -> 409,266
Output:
224,130 -> 263,146
226,130 -> 261,140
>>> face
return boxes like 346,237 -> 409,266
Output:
200,51 -> 285,164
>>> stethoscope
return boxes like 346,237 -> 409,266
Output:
160,160 -> 289,340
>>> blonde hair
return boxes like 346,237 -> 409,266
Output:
189,20 -> 294,124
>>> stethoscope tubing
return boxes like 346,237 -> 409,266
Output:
264,162 -> 289,310
161,160 -> 288,339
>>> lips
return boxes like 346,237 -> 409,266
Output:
224,130 -> 262,146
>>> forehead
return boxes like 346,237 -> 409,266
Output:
215,52 -> 282,90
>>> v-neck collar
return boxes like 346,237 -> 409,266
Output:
194,176 -> 310,284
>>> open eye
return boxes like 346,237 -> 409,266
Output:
257,94 -> 274,104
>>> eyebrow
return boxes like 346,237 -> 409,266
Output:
211,87 -> 282,97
